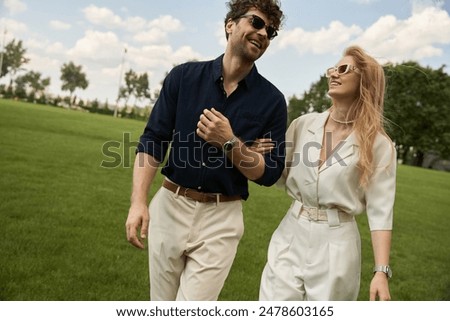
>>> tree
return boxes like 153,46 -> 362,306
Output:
60,61 -> 89,106
14,71 -> 50,100
287,75 -> 331,124
135,72 -> 151,105
119,69 -> 137,107
0,39 -> 30,85
117,69 -> 152,109
383,62 -> 450,165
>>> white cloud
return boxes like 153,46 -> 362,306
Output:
276,21 -> 363,55
46,42 -> 67,55
3,0 -> 27,15
27,52 -> 60,74
123,16 -> 147,32
172,46 -> 204,64
83,5 -> 123,29
131,44 -> 201,70
148,15 -> 183,33
411,0 -> 444,13
67,30 -> 123,64
356,7 -> 450,62
133,29 -> 167,44
275,6 -> 450,64
124,44 -> 203,94
25,38 -> 48,51
24,37 -> 66,61
0,17 -> 27,37
133,15 -> 184,44
132,44 -> 173,69
102,65 -> 123,79
82,6 -> 184,44
413,45 -> 443,58
49,20 -> 71,31
215,21 -> 227,47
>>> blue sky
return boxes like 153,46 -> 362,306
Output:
1,0 -> 449,104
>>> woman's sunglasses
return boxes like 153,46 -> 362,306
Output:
240,14 -> 278,40
326,64 -> 360,78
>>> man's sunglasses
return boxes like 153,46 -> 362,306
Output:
240,14 -> 278,40
326,64 -> 360,78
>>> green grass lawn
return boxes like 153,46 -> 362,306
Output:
0,99 -> 449,301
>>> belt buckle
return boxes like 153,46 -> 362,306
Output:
305,208 -> 318,221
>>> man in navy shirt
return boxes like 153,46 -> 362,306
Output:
126,0 -> 286,300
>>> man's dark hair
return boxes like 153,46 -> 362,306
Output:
224,0 -> 284,39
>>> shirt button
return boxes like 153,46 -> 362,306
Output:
202,162 -> 206,167
198,186 -> 202,190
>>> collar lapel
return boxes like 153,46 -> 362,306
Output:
319,131 -> 358,173
306,112 -> 329,170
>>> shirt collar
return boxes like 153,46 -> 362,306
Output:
212,54 -> 258,90
307,111 -> 358,146
307,111 -> 330,135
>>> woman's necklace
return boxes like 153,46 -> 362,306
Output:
330,111 -> 355,125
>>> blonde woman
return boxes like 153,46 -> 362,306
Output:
258,46 -> 397,301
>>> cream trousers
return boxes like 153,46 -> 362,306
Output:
148,186 -> 244,301
259,202 -> 361,301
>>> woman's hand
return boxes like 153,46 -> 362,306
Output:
249,138 -> 274,154
369,272 -> 391,301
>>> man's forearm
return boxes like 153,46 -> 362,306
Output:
226,139 -> 265,181
130,152 -> 161,205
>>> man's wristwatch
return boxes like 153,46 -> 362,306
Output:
373,265 -> 392,279
223,136 -> 238,152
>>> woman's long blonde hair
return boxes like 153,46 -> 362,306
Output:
340,46 -> 391,187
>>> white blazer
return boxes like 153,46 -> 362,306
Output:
278,111 -> 396,231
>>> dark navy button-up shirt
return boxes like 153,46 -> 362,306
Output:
137,55 -> 287,200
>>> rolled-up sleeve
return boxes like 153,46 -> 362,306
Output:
253,97 -> 287,186
136,66 -> 181,162
365,135 -> 397,231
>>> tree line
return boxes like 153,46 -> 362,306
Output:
1,37 -> 449,167
0,38 -> 154,120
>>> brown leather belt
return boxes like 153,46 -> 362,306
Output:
163,180 -> 241,203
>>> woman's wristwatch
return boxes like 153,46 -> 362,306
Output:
373,265 -> 392,279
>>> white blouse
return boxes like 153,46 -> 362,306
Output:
278,111 -> 396,231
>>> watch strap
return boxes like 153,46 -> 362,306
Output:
223,136 -> 237,151
373,265 -> 392,278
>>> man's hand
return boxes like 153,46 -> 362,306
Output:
197,108 -> 265,181
196,108 -> 234,147
125,203 -> 150,249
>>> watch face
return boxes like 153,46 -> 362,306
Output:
387,267 -> 392,278
223,137 -> 237,152
224,142 -> 232,152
